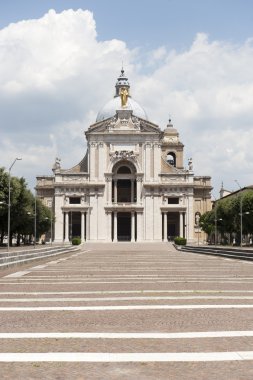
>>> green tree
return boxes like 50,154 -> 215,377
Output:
201,189 -> 253,245
0,167 -> 52,246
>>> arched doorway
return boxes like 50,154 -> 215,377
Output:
112,161 -> 137,241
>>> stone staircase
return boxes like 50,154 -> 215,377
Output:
176,244 -> 253,261
0,245 -> 81,269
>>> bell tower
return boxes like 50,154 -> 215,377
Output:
161,119 -> 184,169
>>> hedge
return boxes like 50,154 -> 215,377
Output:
174,236 -> 187,245
72,237 -> 81,245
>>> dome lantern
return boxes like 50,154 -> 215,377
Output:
96,69 -> 148,122
115,68 -> 130,97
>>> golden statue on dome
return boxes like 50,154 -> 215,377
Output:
120,87 -> 128,107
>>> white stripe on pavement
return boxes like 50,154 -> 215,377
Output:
1,280 -> 253,285
4,268 -> 234,272
1,331 -> 253,339
1,304 -> 253,311
1,276 -> 252,281
3,296 -> 253,302
0,290 -> 253,295
0,351 -> 252,362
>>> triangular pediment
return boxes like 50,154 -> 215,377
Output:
87,112 -> 160,135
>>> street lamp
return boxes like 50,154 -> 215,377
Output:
234,180 -> 243,247
214,216 -> 223,245
27,208 -> 36,248
8,158 -> 22,251
213,196 -> 222,245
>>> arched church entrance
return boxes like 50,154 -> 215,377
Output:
112,161 -> 137,242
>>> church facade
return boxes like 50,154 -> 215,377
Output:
36,70 -> 212,243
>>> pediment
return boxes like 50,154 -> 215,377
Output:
87,112 -> 160,135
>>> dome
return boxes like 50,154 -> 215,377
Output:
164,120 -> 179,135
96,96 -> 148,122
96,69 -> 148,122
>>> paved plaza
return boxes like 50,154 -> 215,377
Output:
1,243 -> 253,379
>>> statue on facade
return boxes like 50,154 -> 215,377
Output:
132,116 -> 141,129
53,157 -> 61,171
107,115 -> 117,130
120,87 -> 128,107
188,157 -> 193,171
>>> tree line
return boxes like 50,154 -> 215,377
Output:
200,189 -> 253,244
0,167 -> 52,246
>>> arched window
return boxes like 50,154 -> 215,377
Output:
166,152 -> 176,167
112,162 -> 137,203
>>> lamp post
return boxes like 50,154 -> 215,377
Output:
27,204 -> 36,249
213,195 -> 218,246
34,192 -> 37,248
214,217 -> 223,245
234,180 -> 243,247
213,196 -> 222,246
214,204 -> 217,246
7,158 -> 22,251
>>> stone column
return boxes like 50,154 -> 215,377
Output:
114,180 -> 117,203
89,142 -> 97,180
183,212 -> 186,238
64,212 -> 69,243
163,212 -> 167,241
98,142 -> 104,180
136,212 -> 143,241
179,212 -> 184,237
131,211 -> 135,242
107,212 -> 112,242
131,180 -> 134,203
86,209 -> 90,241
187,193 -> 194,241
136,177 -> 142,204
153,142 -> 160,180
113,212 -> 117,242
145,143 -> 151,181
81,212 -> 85,242
185,207 -> 188,240
107,178 -> 112,205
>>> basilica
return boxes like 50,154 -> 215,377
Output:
36,70 -> 212,243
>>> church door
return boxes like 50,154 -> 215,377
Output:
117,212 -> 131,241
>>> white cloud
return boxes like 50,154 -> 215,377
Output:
133,33 -> 253,193
0,10 -> 253,195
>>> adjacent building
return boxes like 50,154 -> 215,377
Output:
36,70 -> 212,243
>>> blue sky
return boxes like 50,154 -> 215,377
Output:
0,1 -> 253,195
1,0 -> 252,50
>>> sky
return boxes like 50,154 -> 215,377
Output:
0,0 -> 253,197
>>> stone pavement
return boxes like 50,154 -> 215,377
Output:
1,242 -> 253,379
